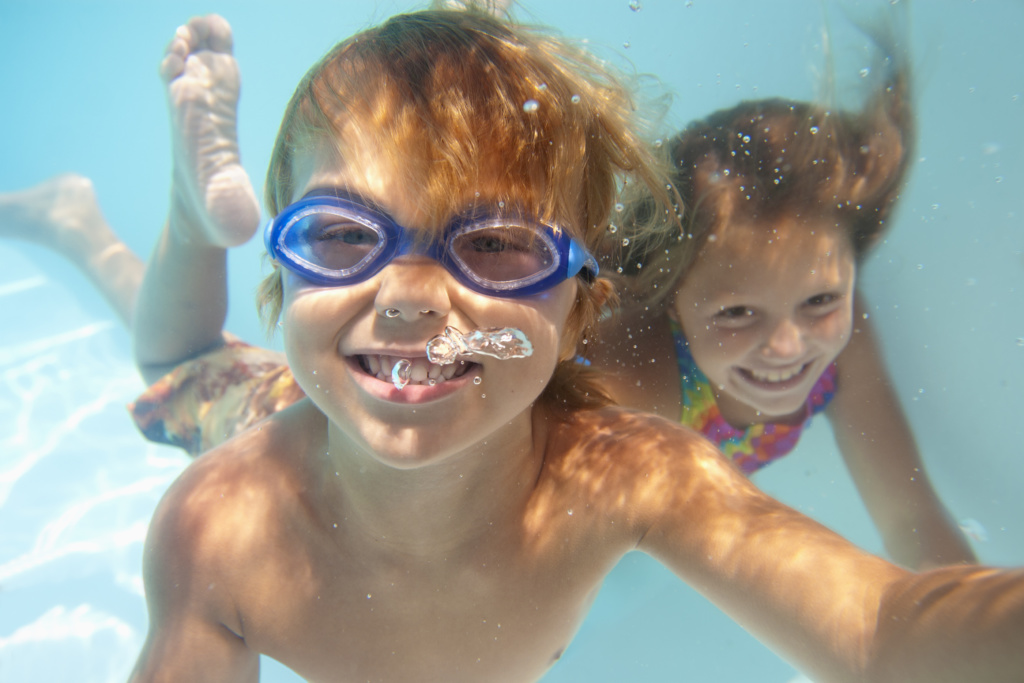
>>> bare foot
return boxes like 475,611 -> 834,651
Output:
0,173 -> 112,258
0,174 -> 142,326
443,0 -> 513,14
160,14 -> 259,248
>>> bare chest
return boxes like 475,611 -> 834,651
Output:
235,526 -> 612,682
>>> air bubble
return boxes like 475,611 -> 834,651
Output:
473,376 -> 483,385
607,224 -> 618,234
809,126 -> 819,135
615,202 -> 625,213
391,359 -> 412,391
571,94 -> 581,104
523,99 -> 540,113
628,0 -> 641,10
426,326 -> 533,365
859,67 -> 870,78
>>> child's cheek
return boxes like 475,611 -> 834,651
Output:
279,288 -> 345,382
821,308 -> 854,344
704,321 -> 749,348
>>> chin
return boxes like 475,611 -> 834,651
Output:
746,393 -> 811,421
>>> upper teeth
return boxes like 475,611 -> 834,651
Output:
749,366 -> 802,383
361,355 -> 468,385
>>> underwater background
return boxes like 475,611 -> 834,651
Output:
1,1 -> 1021,680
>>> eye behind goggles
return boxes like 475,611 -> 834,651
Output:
264,192 -> 599,298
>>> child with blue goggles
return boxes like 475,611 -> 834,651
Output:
5,6 -> 1023,683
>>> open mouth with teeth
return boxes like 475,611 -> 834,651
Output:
356,354 -> 477,387
738,362 -> 811,389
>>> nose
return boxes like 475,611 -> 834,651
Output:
374,258 -> 452,322
762,317 -> 805,360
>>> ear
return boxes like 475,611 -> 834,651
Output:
664,301 -> 680,324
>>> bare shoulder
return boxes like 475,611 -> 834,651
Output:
538,406 -> 750,539
545,405 -> 719,469
133,417 -> 305,682
143,400 -> 324,630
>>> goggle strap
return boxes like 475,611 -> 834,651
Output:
262,218 -> 276,256
567,239 -> 600,281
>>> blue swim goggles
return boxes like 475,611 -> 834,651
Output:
264,191 -> 599,298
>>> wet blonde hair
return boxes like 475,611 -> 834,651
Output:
614,23 -> 914,309
256,3 -> 675,410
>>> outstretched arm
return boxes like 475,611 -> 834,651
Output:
866,563 -> 1024,682
133,14 -> 260,384
622,416 -> 1019,682
828,294 -> 975,569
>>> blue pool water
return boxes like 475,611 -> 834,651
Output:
1,1 -> 1022,681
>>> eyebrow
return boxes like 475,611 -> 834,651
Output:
297,187 -> 548,227
301,187 -> 383,211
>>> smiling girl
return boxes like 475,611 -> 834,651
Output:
596,31 -> 975,569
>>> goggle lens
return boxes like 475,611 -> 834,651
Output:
448,222 -> 557,290
279,207 -> 388,277
266,194 -> 597,296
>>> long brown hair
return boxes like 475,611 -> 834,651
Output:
614,23 -> 914,308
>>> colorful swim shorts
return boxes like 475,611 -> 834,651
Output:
128,334 -> 304,456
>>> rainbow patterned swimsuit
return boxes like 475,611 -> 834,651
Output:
671,320 -> 838,474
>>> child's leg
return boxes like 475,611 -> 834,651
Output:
133,15 -> 260,384
0,173 -> 143,327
